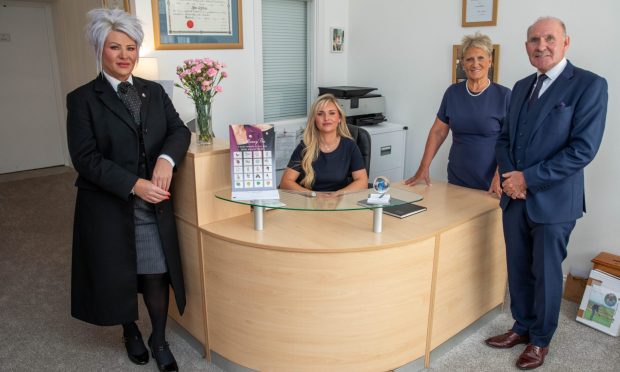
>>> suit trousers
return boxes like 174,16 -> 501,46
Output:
502,199 -> 575,347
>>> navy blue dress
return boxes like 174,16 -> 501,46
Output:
287,137 -> 365,192
437,81 -> 511,190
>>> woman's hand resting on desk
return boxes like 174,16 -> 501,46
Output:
314,192 -> 342,209
316,190 -> 343,198
404,167 -> 431,186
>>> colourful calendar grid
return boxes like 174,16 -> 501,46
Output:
232,150 -> 274,190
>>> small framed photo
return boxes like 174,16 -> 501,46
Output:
102,0 -> 130,12
452,44 -> 500,84
330,27 -> 344,53
462,0 -> 497,27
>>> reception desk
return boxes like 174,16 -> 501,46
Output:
171,139 -> 507,371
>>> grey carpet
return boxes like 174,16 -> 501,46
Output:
423,299 -> 620,371
1,170 -> 619,371
0,171 -> 223,372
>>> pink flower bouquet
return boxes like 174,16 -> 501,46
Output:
175,58 -> 228,144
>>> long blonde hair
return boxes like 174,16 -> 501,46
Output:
299,94 -> 352,188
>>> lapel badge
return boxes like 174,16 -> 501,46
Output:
141,93 -> 146,98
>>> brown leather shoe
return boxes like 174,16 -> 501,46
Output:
516,344 -> 549,370
485,330 -> 530,348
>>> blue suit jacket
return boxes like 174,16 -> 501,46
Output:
496,61 -> 607,224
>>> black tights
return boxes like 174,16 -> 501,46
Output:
122,273 -> 170,347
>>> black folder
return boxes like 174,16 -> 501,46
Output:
383,203 -> 427,218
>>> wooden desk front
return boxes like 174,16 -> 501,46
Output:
171,140 -> 506,371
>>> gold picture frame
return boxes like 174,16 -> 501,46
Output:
102,0 -> 130,12
452,44 -> 500,84
462,0 -> 498,27
151,0 -> 243,50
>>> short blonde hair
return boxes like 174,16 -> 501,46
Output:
461,32 -> 493,58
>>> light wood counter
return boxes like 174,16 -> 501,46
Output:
169,138 -> 249,357
171,139 -> 507,370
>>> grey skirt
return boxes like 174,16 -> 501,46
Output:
133,197 -> 167,274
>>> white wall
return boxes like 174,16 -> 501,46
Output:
314,0 -> 348,88
347,0 -> 620,272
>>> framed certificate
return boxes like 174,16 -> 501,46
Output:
151,0 -> 243,50
462,0 -> 498,27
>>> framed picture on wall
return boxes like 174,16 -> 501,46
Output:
330,27 -> 344,53
102,0 -> 130,12
452,44 -> 500,84
462,0 -> 497,27
151,0 -> 243,50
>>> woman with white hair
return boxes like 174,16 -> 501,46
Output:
66,8 -> 190,372
405,32 -> 511,197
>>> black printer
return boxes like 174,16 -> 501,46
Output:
318,86 -> 386,126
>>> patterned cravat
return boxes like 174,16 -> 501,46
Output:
117,81 -> 142,124
528,74 -> 548,107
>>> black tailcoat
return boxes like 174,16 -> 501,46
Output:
67,75 -> 190,325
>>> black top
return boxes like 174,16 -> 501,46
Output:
287,137 -> 365,192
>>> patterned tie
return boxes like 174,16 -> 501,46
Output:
118,81 -> 142,124
528,74 -> 548,107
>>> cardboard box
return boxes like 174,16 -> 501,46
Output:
563,273 -> 588,304
576,269 -> 620,336
592,252 -> 620,278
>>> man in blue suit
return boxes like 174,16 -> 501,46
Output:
485,17 -> 607,370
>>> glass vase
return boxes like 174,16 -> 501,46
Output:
194,101 -> 215,145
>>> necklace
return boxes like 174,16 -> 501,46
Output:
465,78 -> 491,97
320,137 -> 340,152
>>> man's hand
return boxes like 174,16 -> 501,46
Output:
502,171 -> 527,199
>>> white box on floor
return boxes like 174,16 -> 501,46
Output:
576,269 -> 620,336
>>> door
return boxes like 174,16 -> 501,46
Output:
0,2 -> 65,173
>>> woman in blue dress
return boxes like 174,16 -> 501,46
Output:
404,33 -> 511,197
280,94 -> 368,192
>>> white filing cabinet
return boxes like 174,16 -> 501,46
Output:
362,122 -> 408,182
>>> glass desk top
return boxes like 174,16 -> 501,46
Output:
214,187 -> 423,211
214,187 -> 423,233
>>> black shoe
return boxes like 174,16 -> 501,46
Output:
122,331 -> 149,365
148,336 -> 179,372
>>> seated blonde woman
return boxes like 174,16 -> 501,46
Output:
280,94 -> 368,192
